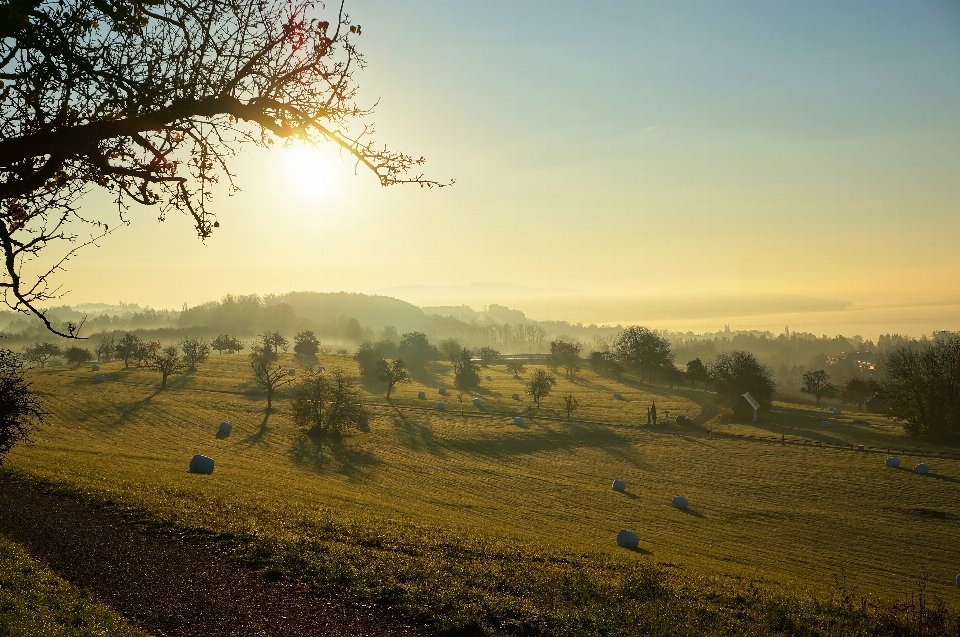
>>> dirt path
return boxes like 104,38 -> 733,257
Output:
0,474 -> 424,637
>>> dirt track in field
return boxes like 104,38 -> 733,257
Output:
0,474 -> 424,637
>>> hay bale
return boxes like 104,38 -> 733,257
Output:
512,393 -> 520,401
417,391 -> 426,399
297,352 -> 305,358
616,530 -> 639,548
189,455 -> 215,474
821,420 -> 830,428
91,364 -> 99,372
915,463 -> 929,474
436,401 -> 445,411
885,457 -> 900,468
513,416 -> 524,425
834,409 -> 842,415
318,366 -> 325,372
858,444 -> 864,452
472,398 -> 481,406
672,495 -> 688,509
485,375 -> 492,381
439,387 -> 447,395
676,415 -> 689,424
288,368 -> 296,376
612,479 -> 626,492
614,393 -> 622,400
94,374 -> 105,383
827,406 -> 834,411
218,421 -> 232,436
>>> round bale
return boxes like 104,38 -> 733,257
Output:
485,375 -> 492,381
885,457 -> 900,468
616,530 -> 639,548
472,398 -> 481,406
189,455 -> 215,474
614,393 -> 622,400
834,409 -> 842,415
612,479 -> 626,492
512,393 -> 520,401
858,445 -> 864,452
297,352 -> 304,358
218,421 -> 232,436
436,401 -> 445,411
288,368 -> 296,376
94,374 -> 106,383
915,463 -> 929,474
821,420 -> 830,428
318,366 -> 325,372
672,495 -> 688,509
513,416 -> 524,426
439,387 -> 447,395
418,391 -> 426,399
91,364 -> 100,372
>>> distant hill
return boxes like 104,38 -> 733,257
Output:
272,292 -> 428,333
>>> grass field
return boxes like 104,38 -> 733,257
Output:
0,536 -> 146,637
4,353 -> 960,634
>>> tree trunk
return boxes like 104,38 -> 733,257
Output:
161,372 -> 168,389
386,383 -> 392,399
266,386 -> 273,411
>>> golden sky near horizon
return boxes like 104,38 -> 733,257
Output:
41,1 -> 960,336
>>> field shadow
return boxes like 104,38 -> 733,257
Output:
445,420 -> 649,467
622,546 -> 652,555
114,389 -> 163,424
927,473 -> 960,484
289,430 -> 378,477
241,412 -> 271,444
620,491 -> 639,500
678,508 -> 706,519
390,404 -> 447,457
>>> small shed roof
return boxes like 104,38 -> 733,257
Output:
741,392 -> 760,410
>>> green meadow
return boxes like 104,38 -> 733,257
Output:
5,353 -> 960,635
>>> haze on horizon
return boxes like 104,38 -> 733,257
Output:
43,0 -> 960,337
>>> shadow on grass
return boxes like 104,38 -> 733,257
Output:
678,508 -> 706,519
389,403 -> 447,458
115,389 -> 163,424
622,545 -> 653,555
620,491 -> 639,500
288,429 -> 378,477
241,411 -> 271,444
445,420 -> 650,467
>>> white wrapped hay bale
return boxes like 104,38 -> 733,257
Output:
218,421 -> 232,436
297,352 -> 305,358
189,455 -> 215,474
436,401 -> 445,411
821,420 -> 830,428
858,445 -> 864,452
672,495 -> 688,509
512,393 -> 520,401
614,393 -> 622,400
676,415 -> 689,425
513,416 -> 524,426
834,409 -> 842,415
288,368 -> 296,376
472,398 -> 481,406
417,391 -> 426,399
318,366 -> 325,372
886,457 -> 900,468
616,530 -> 639,548
94,374 -> 105,383
91,364 -> 99,372
439,387 -> 447,395
915,463 -> 929,474
485,376 -> 492,381
612,479 -> 626,492
360,417 -> 370,426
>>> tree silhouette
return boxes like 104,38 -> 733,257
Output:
0,0 -> 446,335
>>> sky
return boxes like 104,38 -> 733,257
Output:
50,0 -> 960,336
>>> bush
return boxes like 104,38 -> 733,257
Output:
0,350 -> 45,465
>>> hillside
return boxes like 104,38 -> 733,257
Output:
4,355 -> 959,635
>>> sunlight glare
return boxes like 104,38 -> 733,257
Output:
281,145 -> 337,200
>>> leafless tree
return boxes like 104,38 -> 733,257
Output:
0,1 -> 447,336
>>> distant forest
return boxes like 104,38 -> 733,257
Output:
0,291 -> 927,395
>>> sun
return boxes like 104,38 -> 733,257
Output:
280,144 -> 336,199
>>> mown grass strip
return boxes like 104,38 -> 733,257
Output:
0,536 -> 147,637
